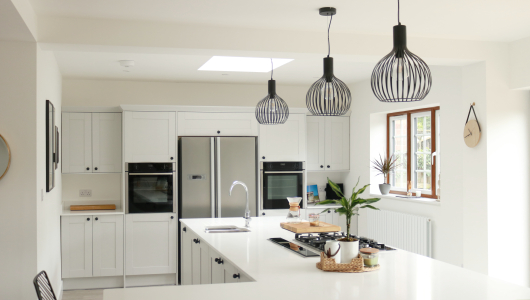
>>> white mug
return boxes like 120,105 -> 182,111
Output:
416,190 -> 422,197
324,240 -> 341,263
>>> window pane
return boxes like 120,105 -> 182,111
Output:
426,116 -> 431,134
426,172 -> 432,190
390,116 -> 407,190
417,171 -> 424,189
426,154 -> 432,171
416,154 -> 424,170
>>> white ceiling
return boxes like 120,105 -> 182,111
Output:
54,51 -> 377,85
30,0 -> 530,42
37,0 -> 530,84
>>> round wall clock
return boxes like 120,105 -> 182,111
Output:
463,119 -> 481,148
464,103 -> 481,148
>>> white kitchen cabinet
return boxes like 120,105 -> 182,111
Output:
92,113 -> 122,173
123,111 -> 176,162
199,239 -> 211,284
191,232 -> 201,285
62,112 -> 122,173
178,112 -> 258,136
180,226 -> 192,285
259,114 -> 306,161
61,216 -> 93,278
61,215 -> 125,279
332,209 -> 347,231
210,248 -> 225,284
306,116 -> 326,170
62,113 -> 92,173
306,116 -> 349,171
93,215 -> 124,277
223,263 -> 240,284
125,213 -> 177,275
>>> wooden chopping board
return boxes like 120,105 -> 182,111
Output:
70,204 -> 116,211
280,222 -> 341,233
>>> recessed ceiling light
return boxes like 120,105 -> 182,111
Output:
199,56 -> 293,72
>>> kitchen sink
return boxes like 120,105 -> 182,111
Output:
204,225 -> 251,233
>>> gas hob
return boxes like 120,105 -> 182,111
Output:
294,232 -> 396,252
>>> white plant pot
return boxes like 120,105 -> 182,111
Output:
340,239 -> 359,263
379,183 -> 391,195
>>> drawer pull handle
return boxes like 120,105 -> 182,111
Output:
233,273 -> 240,279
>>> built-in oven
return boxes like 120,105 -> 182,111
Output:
126,163 -> 176,213
260,161 -> 305,210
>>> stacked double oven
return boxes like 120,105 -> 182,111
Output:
125,163 -> 176,214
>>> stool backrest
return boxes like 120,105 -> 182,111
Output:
33,271 -> 57,300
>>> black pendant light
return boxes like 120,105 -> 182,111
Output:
371,0 -> 432,102
306,7 -> 351,116
255,59 -> 289,124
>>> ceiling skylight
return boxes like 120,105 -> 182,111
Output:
198,56 -> 293,72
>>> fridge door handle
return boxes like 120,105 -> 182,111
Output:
216,137 -> 222,218
210,137 -> 216,218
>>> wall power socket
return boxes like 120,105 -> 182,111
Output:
79,189 -> 92,197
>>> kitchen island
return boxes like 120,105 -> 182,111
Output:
104,217 -> 530,300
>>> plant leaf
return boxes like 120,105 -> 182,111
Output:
361,205 -> 379,210
320,208 -> 332,214
327,177 -> 344,198
315,199 -> 340,205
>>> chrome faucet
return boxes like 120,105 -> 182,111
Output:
229,181 -> 251,228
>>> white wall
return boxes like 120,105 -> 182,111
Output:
36,48 -> 63,296
0,40 -> 38,300
62,173 -> 121,202
347,66 -> 465,267
62,79 -> 309,108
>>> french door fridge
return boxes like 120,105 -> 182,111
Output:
178,137 -> 257,219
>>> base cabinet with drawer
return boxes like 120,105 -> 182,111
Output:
61,215 -> 124,278
180,225 -> 251,285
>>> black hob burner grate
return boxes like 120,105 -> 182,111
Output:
294,232 -> 396,252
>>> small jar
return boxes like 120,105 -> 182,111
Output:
309,213 -> 320,226
360,248 -> 380,267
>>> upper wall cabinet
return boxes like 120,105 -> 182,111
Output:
259,114 -> 306,162
306,116 -> 349,171
124,111 -> 176,163
177,112 -> 258,136
62,113 -> 122,173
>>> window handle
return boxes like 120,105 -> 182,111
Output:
431,152 -> 437,165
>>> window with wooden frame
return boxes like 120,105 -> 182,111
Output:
387,107 -> 440,199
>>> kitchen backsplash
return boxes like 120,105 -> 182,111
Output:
62,173 -> 122,202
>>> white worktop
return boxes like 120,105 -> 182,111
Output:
104,217 -> 530,300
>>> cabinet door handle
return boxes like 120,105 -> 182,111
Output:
170,157 -> 174,160
320,165 -> 323,168
262,156 -> 265,159
217,258 -> 224,264
183,227 -> 187,232
262,212 -> 265,216
171,216 -> 174,219
87,218 -> 90,221
217,130 -> 221,134
86,167 -> 90,171
95,217 -> 98,221
328,210 -> 331,213
94,167 -> 98,171
215,258 -> 219,263
193,238 -> 200,244
233,273 -> 240,279
327,165 -> 330,168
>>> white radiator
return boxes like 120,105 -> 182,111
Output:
362,209 -> 432,257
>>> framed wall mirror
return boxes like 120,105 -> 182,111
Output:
0,134 -> 11,180
55,126 -> 59,170
46,100 -> 55,192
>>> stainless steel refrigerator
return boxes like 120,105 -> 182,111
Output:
178,137 -> 257,219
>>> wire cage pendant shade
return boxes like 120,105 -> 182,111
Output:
371,0 -> 431,103
256,79 -> 289,124
306,8 -> 351,116
306,57 -> 351,116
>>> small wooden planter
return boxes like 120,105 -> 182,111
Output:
316,252 -> 380,273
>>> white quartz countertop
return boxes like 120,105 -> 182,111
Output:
104,217 -> 530,300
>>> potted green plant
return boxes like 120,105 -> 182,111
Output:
371,154 -> 400,195
316,177 -> 381,263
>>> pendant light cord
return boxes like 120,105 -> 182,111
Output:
327,15 -> 333,57
398,0 -> 401,25
270,58 -> 273,80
